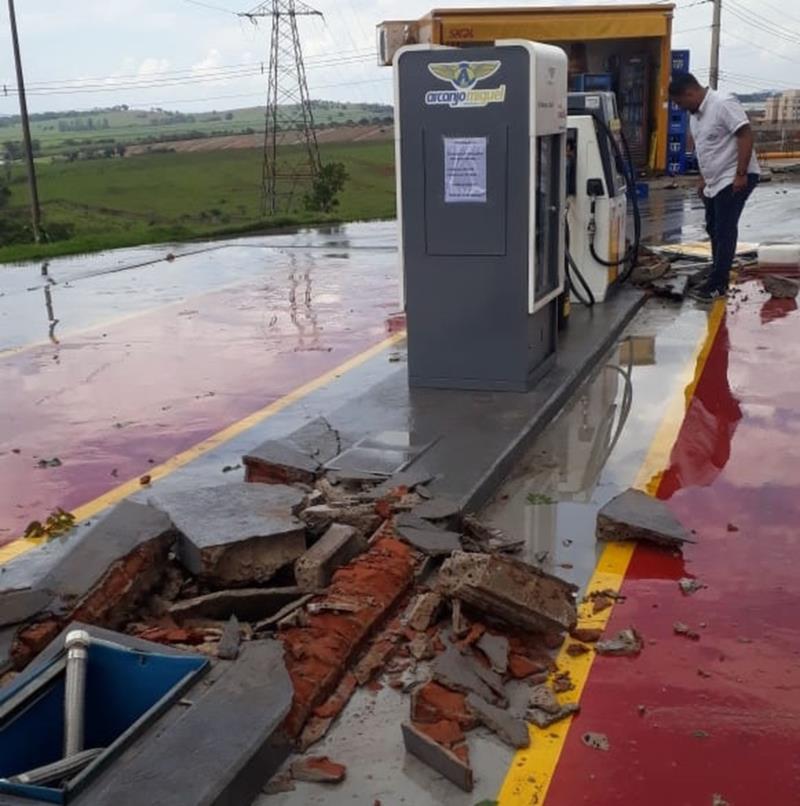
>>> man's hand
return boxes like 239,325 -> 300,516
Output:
697,179 -> 706,200
732,173 -> 748,194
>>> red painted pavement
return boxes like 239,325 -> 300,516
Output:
0,276 -> 398,544
546,282 -> 800,806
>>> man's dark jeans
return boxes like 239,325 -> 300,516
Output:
703,173 -> 759,292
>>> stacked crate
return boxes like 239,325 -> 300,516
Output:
668,49 -> 691,175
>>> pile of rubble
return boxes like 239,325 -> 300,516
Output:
0,416 -> 696,798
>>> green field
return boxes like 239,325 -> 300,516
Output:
0,102 -> 393,157
0,141 -> 396,263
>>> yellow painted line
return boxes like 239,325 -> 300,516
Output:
497,300 -> 726,806
0,332 -> 406,566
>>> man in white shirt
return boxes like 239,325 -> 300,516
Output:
669,73 -> 760,303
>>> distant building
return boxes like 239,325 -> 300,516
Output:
765,90 -> 800,124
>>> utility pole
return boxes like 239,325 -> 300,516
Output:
709,0 -> 722,90
7,0 -> 42,243
241,0 -> 323,215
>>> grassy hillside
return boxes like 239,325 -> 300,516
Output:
0,101 -> 393,157
0,140 -> 395,263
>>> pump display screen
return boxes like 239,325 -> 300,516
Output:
443,137 -> 487,203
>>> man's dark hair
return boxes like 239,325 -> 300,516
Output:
669,72 -> 702,96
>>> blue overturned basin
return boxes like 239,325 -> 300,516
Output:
0,638 -> 208,803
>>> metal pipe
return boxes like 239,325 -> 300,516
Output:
63,629 -> 91,757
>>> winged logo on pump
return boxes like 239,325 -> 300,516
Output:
425,60 -> 506,108
428,60 -> 501,90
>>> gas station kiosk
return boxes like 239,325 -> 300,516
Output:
394,41 -> 568,391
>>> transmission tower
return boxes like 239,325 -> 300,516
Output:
241,0 -> 323,215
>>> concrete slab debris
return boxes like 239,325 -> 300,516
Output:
371,466 -> 436,497
406,591 -> 443,632
396,524 -> 462,556
170,587 -> 303,624
476,632 -> 509,674
465,693 -> 530,749
294,524 -> 366,592
401,722 -> 474,793
595,628 -> 643,656
395,512 -> 435,531
437,551 -> 578,634
462,515 -> 523,554
526,701 -> 580,728
431,645 -> 506,707
651,274 -> 688,300
244,438 -> 322,485
217,615 -> 241,660
529,684 -> 560,715
152,483 -> 307,586
290,756 -> 347,784
411,497 -> 460,521
596,488 -> 694,548
301,503 -> 382,538
763,274 -> 800,299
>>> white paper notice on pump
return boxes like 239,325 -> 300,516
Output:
444,137 -> 487,203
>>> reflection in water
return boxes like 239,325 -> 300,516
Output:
43,285 -> 60,346
481,343 -> 634,579
287,253 -> 323,352
658,313 -> 741,498
760,297 -> 798,324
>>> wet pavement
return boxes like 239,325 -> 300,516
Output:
0,223 -> 400,543
2,183 -> 799,544
2,180 -> 800,804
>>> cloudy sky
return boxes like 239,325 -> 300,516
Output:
1,0 -> 798,115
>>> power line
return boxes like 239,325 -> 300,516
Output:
723,28 -> 800,67
2,55 -> 377,97
181,0 -> 240,15
724,0 -> 800,46
3,50 -> 374,92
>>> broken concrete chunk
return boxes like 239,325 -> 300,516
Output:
462,515 -> 523,554
294,524 -> 366,592
476,632 -> 509,675
396,525 -> 462,557
431,645 -> 506,707
437,551 -> 578,634
466,693 -> 530,749
372,466 -> 436,496
411,497 -> 460,522
678,577 -> 705,595
529,684 -> 560,715
170,587 -> 302,624
401,722 -> 473,793
254,594 -> 314,632
262,772 -> 296,795
596,489 -> 693,548
407,591 -> 443,632
395,512 -> 438,531
595,628 -> 643,656
763,274 -> 800,299
409,633 -> 435,661
581,731 -> 610,751
290,755 -> 347,784
152,483 -> 306,586
217,615 -> 241,660
243,438 -> 321,485
673,622 -> 701,641
570,627 -> 603,643
526,701 -> 580,728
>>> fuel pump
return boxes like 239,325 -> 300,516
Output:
565,91 -> 641,304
